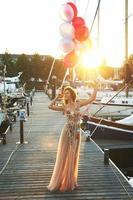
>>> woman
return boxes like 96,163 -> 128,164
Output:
47,85 -> 97,192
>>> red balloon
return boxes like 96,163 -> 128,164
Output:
63,50 -> 78,68
72,17 -> 85,29
75,25 -> 89,41
67,2 -> 78,19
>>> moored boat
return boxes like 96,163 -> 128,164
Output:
80,115 -> 133,140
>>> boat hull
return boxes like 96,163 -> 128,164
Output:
81,117 -> 133,140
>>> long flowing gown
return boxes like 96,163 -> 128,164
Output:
47,102 -> 81,192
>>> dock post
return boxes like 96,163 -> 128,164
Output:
27,102 -> 30,116
26,97 -> 30,116
20,120 -> 24,144
16,109 -> 28,144
30,96 -> 33,105
104,149 -> 109,165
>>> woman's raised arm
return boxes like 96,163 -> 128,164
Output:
48,94 -> 64,112
79,85 -> 97,107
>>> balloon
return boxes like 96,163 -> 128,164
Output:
59,22 -> 75,39
63,50 -> 78,67
83,38 -> 92,50
60,38 -> 75,53
72,17 -> 85,29
75,38 -> 92,53
67,2 -> 78,19
59,4 -> 74,22
75,25 -> 89,41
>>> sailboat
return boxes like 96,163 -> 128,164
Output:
89,96 -> 133,119
80,114 -> 133,140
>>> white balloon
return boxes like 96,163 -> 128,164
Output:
75,41 -> 82,51
75,39 -> 92,53
60,38 -> 75,53
59,4 -> 74,22
59,22 -> 75,39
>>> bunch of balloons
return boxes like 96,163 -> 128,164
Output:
59,2 -> 91,68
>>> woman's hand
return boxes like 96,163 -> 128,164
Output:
48,92 -> 64,112
79,81 -> 98,107
50,93 -> 61,106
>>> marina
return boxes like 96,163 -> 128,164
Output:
0,92 -> 133,199
0,0 -> 133,198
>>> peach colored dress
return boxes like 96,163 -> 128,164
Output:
47,102 -> 81,192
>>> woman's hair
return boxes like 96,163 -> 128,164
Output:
63,86 -> 77,104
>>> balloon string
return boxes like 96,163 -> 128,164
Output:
84,0 -> 90,19
62,68 -> 69,85
47,57 -> 56,84
56,68 -> 69,94
47,47 -> 60,84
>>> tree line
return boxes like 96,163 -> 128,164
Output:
0,52 -> 66,84
0,51 -> 133,85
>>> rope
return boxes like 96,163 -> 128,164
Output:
93,78 -> 133,116
89,117 -> 103,137
93,106 -> 133,117
82,99 -> 133,139
81,116 -> 103,138
90,0 -> 101,35
0,117 -> 33,176
90,139 -> 133,200
110,163 -> 133,200
0,144 -> 22,175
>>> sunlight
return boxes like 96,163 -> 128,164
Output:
0,0 -> 133,67
81,49 -> 101,69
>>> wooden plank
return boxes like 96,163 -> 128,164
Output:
0,92 -> 132,200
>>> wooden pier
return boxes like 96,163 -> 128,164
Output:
0,92 -> 133,200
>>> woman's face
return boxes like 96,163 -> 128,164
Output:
64,89 -> 72,101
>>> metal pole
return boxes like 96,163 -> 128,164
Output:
30,96 -> 33,105
97,4 -> 100,52
104,149 -> 109,165
27,102 -> 29,116
3,65 -> 6,113
16,110 -> 28,144
20,120 -> 24,144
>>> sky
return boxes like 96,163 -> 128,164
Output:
0,0 -> 133,67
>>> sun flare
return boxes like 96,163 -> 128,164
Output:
81,49 -> 101,69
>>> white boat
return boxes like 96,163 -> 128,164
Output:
129,178 -> 133,188
89,97 -> 133,119
0,73 -> 24,98
116,113 -> 133,125
80,115 -> 133,140
77,87 -> 133,119
77,86 -> 133,101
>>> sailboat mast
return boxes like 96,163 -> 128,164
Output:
125,0 -> 128,60
97,4 -> 100,52
125,0 -> 129,98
